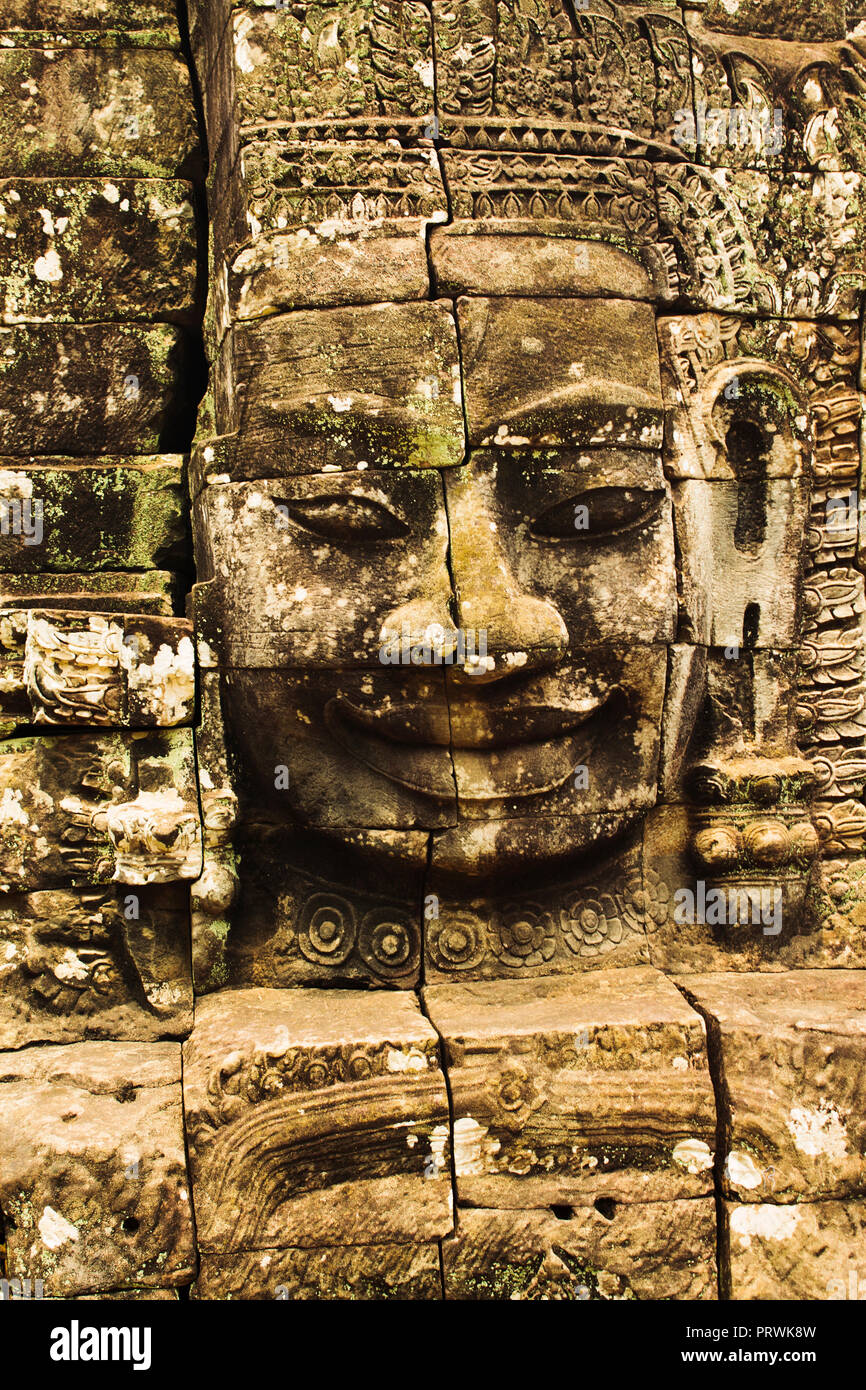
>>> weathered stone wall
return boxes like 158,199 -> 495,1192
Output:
1,0 -> 866,1302
0,0 -> 202,1301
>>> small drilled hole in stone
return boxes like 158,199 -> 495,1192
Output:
743,602 -> 760,649
121,1217 -> 140,1234
594,1197 -> 617,1220
550,1204 -> 574,1221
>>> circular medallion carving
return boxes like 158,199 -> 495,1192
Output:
358,908 -> 419,980
428,913 -> 486,971
560,892 -> 624,956
620,869 -> 671,934
297,893 -> 356,966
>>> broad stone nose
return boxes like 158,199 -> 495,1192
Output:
445,466 -> 568,685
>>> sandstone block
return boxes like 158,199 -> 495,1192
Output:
423,966 -> 716,1206
681,971 -> 866,1202
205,300 -> 464,474
0,1041 -> 194,1297
443,1201 -> 717,1300
0,572 -> 176,617
183,987 -> 453,1253
0,325 -> 185,455
0,729 -> 201,890
210,140 -> 445,321
725,1199 -> 866,1299
0,457 -> 185,573
0,48 -> 197,177
0,884 -> 192,1048
0,179 -> 195,323
458,297 -> 663,451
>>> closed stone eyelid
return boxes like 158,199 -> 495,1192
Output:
278,495 -> 411,540
529,486 -> 666,539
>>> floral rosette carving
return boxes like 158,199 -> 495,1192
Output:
357,907 -> 420,981
297,892 -> 356,966
427,912 -> 487,971
560,890 -> 625,956
619,868 -> 671,935
493,1063 -> 537,1132
488,905 -> 555,969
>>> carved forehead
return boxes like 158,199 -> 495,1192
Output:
197,294 -> 664,483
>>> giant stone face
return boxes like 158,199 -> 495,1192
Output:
2,0 -> 866,1310
187,0 -> 846,992
198,295 -> 677,874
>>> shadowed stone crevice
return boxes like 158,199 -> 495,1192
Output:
672,979 -> 733,1300
417,982 -> 461,1227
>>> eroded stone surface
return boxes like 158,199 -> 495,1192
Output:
424,829 -> 654,981
0,458 -> 185,572
458,297 -> 664,450
0,610 -> 195,729
704,0 -> 845,42
198,3 -> 434,163
0,179 -> 196,323
423,967 -> 716,1206
0,49 -> 197,177
194,470 -> 451,665
205,823 -> 427,991
443,1202 -> 717,1301
0,325 -> 185,455
204,301 -> 464,473
194,1242 -> 441,1300
432,0 -> 683,151
47,1287 -> 181,1300
724,1200 -> 866,1299
0,730 -> 201,890
0,884 -> 192,1047
2,0 -> 179,32
681,971 -> 866,1202
211,140 -> 446,320
643,803 -> 839,974
0,1041 -> 194,1296
0,572 -> 176,617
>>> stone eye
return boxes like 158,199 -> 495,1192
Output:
531,487 -> 664,540
282,495 -> 409,541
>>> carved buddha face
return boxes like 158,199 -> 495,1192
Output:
190,4 -> 820,902
196,281 -> 691,879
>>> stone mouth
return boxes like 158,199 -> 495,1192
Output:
325,692 -> 612,800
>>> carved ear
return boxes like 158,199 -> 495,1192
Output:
671,360 -> 811,652
699,359 -> 810,483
